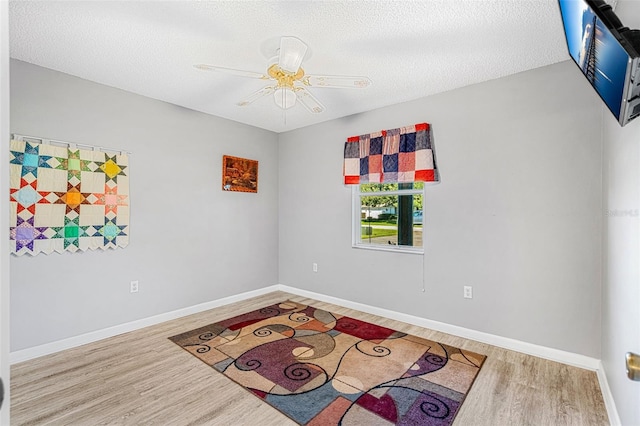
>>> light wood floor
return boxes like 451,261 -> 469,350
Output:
11,291 -> 609,425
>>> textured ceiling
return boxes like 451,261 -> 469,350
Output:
9,0 -> 570,133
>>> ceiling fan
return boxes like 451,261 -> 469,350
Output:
194,36 -> 372,114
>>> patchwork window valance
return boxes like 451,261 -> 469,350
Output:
343,122 -> 439,185
9,137 -> 130,256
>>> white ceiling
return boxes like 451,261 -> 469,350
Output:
9,0 -> 570,133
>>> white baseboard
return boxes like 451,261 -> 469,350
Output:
10,285 -> 281,364
13,283 -> 603,371
10,283 -> 620,426
276,284 -> 601,371
278,286 -> 622,426
596,361 -> 622,426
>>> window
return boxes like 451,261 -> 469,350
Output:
352,182 -> 424,253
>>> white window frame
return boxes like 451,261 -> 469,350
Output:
352,185 -> 425,254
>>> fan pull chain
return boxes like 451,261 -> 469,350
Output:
422,254 -> 425,292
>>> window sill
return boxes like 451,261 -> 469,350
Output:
352,243 -> 424,255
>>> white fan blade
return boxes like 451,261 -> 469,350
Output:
295,87 -> 325,113
194,64 -> 268,80
278,37 -> 308,74
237,86 -> 275,106
303,75 -> 372,88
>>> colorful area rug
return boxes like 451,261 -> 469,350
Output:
169,301 -> 486,425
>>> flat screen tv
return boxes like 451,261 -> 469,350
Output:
558,0 -> 640,126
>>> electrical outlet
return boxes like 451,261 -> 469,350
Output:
130,280 -> 139,293
312,263 -> 318,273
463,286 -> 472,299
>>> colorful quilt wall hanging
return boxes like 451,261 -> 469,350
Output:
343,122 -> 439,185
9,138 -> 130,256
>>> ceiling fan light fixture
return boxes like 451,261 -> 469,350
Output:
195,36 -> 371,116
274,88 -> 297,109
278,37 -> 308,73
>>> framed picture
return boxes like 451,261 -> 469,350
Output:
222,155 -> 258,193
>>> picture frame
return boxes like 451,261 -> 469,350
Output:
222,155 -> 258,193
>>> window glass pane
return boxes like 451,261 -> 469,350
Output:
360,194 -> 422,248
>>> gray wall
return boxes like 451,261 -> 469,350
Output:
10,52 -> 610,362
601,2 -> 640,424
278,60 -> 603,358
603,107 -> 640,426
10,60 -> 279,351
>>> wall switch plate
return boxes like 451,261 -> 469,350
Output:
130,280 -> 139,293
463,286 -> 472,299
312,263 -> 318,273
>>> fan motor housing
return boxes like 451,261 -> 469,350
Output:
267,64 -> 304,89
